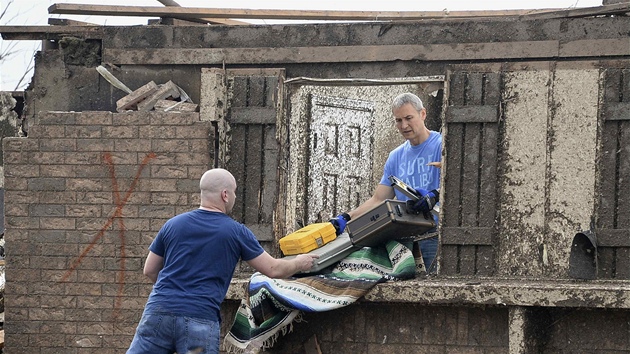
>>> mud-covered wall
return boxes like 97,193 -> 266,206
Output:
21,16 -> 630,124
497,68 -> 600,278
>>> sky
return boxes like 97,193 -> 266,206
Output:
0,0 -> 603,91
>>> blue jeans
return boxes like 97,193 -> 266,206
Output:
420,236 -> 438,273
126,312 -> 220,354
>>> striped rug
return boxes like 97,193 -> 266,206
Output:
223,240 -> 416,353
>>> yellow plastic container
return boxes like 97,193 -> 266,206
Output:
279,222 -> 337,256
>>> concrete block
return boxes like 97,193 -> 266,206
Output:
137,80 -> 180,112
199,68 -> 226,122
116,81 -> 158,112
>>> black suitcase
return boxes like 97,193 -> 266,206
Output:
346,199 -> 436,248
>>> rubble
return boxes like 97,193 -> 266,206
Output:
115,81 -> 158,112
116,80 -> 198,113
95,66 -> 197,113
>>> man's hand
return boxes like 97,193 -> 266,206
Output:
329,213 -> 351,235
411,188 -> 439,215
294,254 -> 320,272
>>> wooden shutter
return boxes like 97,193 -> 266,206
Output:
203,68 -> 285,263
441,71 -> 501,276
597,68 -> 630,279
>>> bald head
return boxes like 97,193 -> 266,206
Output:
199,168 -> 237,213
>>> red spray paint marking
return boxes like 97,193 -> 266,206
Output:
61,152 -> 156,316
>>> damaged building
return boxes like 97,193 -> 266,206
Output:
1,1 -> 630,353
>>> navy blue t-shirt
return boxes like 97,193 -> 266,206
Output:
144,209 -> 264,321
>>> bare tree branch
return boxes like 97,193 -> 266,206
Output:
13,58 -> 34,91
0,0 -> 14,22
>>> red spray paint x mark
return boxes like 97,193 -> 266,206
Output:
61,152 -> 156,316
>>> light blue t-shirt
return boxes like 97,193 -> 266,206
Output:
145,209 -> 264,322
379,130 -> 442,200
378,131 -> 442,269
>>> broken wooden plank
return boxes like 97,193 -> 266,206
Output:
48,3 -> 562,21
137,80 -> 180,111
103,40 -> 561,65
155,0 -> 249,25
524,2 -> 630,20
116,81 -> 158,112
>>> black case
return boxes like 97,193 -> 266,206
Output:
346,199 -> 436,247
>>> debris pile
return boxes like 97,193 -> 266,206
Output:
96,65 -> 198,113
115,80 -> 198,113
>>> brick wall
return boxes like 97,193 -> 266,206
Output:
267,303 -> 509,354
2,111 -> 213,353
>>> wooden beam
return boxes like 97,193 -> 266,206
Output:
559,38 -> 630,57
103,37 -> 630,65
596,229 -> 630,247
154,0 -> 249,25
103,40 -> 562,65
0,25 -> 105,40
524,2 -> 630,20
445,105 -> 500,123
48,18 -> 99,26
441,227 -> 494,246
49,3 -> 562,21
604,102 -> 630,121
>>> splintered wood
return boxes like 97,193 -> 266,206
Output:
116,80 -> 198,112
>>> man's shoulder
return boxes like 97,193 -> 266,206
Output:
429,130 -> 443,139
427,131 -> 443,146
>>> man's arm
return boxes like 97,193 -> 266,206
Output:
347,184 -> 395,219
247,251 -> 318,278
143,251 -> 164,283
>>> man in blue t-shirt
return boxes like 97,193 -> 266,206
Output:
331,92 -> 442,271
127,168 -> 318,354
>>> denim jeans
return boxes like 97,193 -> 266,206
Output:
126,312 -> 220,354
419,236 -> 438,273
